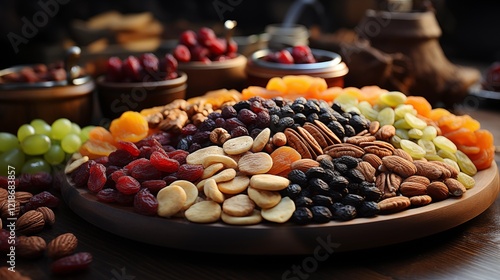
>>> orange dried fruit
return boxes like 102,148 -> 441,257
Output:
88,126 -> 115,145
266,77 -> 287,93
428,108 -> 451,122
360,85 -> 386,105
405,96 -> 432,118
306,78 -> 328,99
457,144 -> 481,155
474,129 -> 494,149
109,111 -> 149,143
267,146 -> 302,175
283,75 -> 312,95
461,115 -> 481,131
318,86 -> 343,102
468,145 -> 495,170
443,128 -> 477,146
79,139 -> 117,159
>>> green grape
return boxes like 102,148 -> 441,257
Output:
394,119 -> 412,129
0,148 -> 25,176
44,144 -> 66,165
408,128 -> 423,139
455,150 -> 477,176
433,136 -> 457,154
437,149 -> 458,162
404,113 -> 427,130
417,139 -> 436,154
17,124 -> 35,142
377,107 -> 395,126
30,119 -> 52,135
395,128 -> 409,140
443,158 -> 460,174
379,91 -> 407,107
394,104 -> 416,119
421,126 -> 438,140
80,125 -> 96,143
21,158 -> 51,174
457,172 -> 475,189
400,139 -> 426,159
61,133 -> 82,154
21,134 -> 51,155
51,118 -> 72,140
71,123 -> 82,135
0,132 -> 20,152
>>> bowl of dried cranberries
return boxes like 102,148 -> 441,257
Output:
96,53 -> 187,120
245,45 -> 348,88
172,27 -> 247,99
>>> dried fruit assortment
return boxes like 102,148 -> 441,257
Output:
104,52 -> 179,82
64,78 -> 495,226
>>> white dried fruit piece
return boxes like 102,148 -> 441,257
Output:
247,186 -> 281,209
186,146 -> 225,165
64,156 -> 89,174
157,185 -> 187,218
217,176 -> 250,194
201,163 -> 225,179
202,154 -> 238,169
252,128 -> 271,152
261,197 -> 296,223
222,194 -> 255,217
185,201 -> 221,223
170,180 -> 198,210
250,174 -> 290,191
197,168 -> 237,190
204,179 -> 225,203
221,210 -> 262,225
238,152 -> 273,175
223,136 -> 254,155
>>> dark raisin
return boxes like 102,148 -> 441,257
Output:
278,117 -> 294,128
300,188 -> 312,198
349,114 -> 369,133
207,111 -> 222,120
331,103 -> 343,113
24,191 -> 60,211
199,118 -> 216,132
293,113 -> 307,126
359,184 -> 383,202
263,99 -> 277,109
230,126 -> 249,137
328,176 -> 349,190
311,206 -> 332,223
335,156 -> 359,169
224,117 -> 245,132
305,167 -> 327,180
280,105 -> 295,118
134,189 -> 158,216
256,111 -> 270,128
311,195 -> 333,207
347,182 -> 363,193
87,164 -> 107,193
334,162 -> 349,174
188,143 -> 202,153
291,207 -> 313,224
238,108 -> 257,125
347,169 -> 365,183
327,121 -> 345,139
306,113 -> 319,123
332,204 -> 357,221
96,188 -> 118,203
250,100 -> 266,113
304,100 -> 320,114
268,106 -> 281,117
215,117 -> 226,128
342,194 -> 365,208
294,97 -> 307,105
319,158 -> 334,170
282,183 -> 302,199
233,100 -> 251,111
294,196 -> 313,207
308,178 -> 330,195
322,169 -> 335,182
176,138 -> 190,151
272,96 -> 284,107
328,190 -> 344,202
108,149 -> 135,167
334,113 -> 348,125
344,124 -> 356,137
250,128 -> 263,139
290,102 -> 304,113
70,160 -> 96,189
288,170 -> 308,186
221,105 -> 238,119
357,201 -> 380,218
319,112 -> 334,123
141,180 -> 167,194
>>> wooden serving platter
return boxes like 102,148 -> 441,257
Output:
61,162 -> 499,255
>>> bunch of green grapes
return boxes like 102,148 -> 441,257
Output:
0,118 -> 94,177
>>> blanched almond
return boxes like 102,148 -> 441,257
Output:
238,152 -> 273,175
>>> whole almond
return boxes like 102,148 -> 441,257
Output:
426,181 -> 449,201
393,148 -> 414,162
432,161 -> 459,178
382,156 -> 417,178
378,196 -> 411,214
413,160 -> 442,180
16,210 -> 45,235
17,235 -> 47,259
271,132 -> 287,147
403,175 -> 431,186
1,200 -> 20,219
47,233 -> 78,259
15,191 -> 33,204
290,159 -> 320,173
36,206 -> 56,226
374,125 -> 396,141
400,182 -> 427,197
362,153 -> 382,169
444,178 -> 467,197
0,266 -> 30,280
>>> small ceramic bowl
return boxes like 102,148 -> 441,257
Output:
96,72 -> 187,120
177,54 -> 247,99
0,65 -> 95,134
245,48 -> 348,88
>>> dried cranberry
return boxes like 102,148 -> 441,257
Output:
122,56 -> 142,82
87,164 -> 107,193
173,44 -> 191,62
92,156 -> 109,166
70,160 -> 96,189
115,176 -> 141,195
179,30 -> 198,47
51,252 -> 93,275
117,141 -> 140,157
141,180 -> 167,194
105,57 -> 123,82
190,45 -> 209,61
110,169 -> 127,183
176,164 -> 203,182
209,38 -> 227,56
108,149 -> 135,167
167,150 -> 189,165
25,191 -> 60,211
291,45 -> 316,64
140,53 -> 159,76
150,151 -> 179,173
198,27 -> 217,47
163,53 -> 178,76
133,189 -> 158,216
124,158 -> 149,171
227,39 -> 238,54
128,161 -> 162,181
96,188 -> 118,203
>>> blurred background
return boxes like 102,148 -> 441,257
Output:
1,0 -> 499,70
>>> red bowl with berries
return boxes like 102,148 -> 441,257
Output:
172,27 -> 247,99
245,46 -> 348,88
0,63 -> 95,134
96,53 -> 187,120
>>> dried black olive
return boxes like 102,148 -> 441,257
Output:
268,106 -> 281,117
344,124 -> 356,137
295,196 -> 313,207
280,105 -> 295,118
328,176 -> 349,190
359,185 -> 383,202
291,207 -> 313,224
311,195 -> 334,207
327,121 -> 345,139
357,201 -> 380,218
288,170 -> 308,186
278,117 -> 294,129
332,204 -> 357,221
311,206 -> 332,223
346,168 -> 366,183
282,183 -> 302,199
308,178 -> 330,195
342,194 -> 365,208
233,100 -> 251,111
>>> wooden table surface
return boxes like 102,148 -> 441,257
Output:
4,93 -> 500,280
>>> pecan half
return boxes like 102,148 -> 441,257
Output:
324,143 -> 365,158
313,120 -> 342,144
362,153 -> 383,169
303,123 -> 329,148
378,196 -> 411,214
346,135 -> 376,146
382,156 -> 417,178
356,161 -> 376,183
296,126 -> 323,156
284,128 -> 312,159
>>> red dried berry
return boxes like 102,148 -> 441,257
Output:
70,160 -> 96,188
108,149 -> 135,167
51,252 -> 93,275
150,151 -> 179,173
115,176 -> 141,195
105,56 -> 123,82
179,30 -> 198,47
92,156 -> 109,165
129,160 -> 162,181
87,164 -> 107,193
124,158 -> 149,171
117,141 -> 140,157
181,123 -> 198,136
96,188 -> 118,203
24,191 -> 60,211
176,164 -> 204,182
133,189 -> 158,216
110,169 -> 127,183
141,180 -> 167,194
173,44 -> 191,62
167,149 -> 189,165
105,165 -> 121,176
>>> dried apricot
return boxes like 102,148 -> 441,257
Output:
267,146 -> 302,175
318,86 -> 343,102
428,108 -> 452,122
360,85 -> 386,105
88,126 -> 115,145
444,128 -> 477,146
79,139 -> 117,159
468,145 -> 495,170
109,111 -> 149,143
283,75 -> 311,95
457,144 -> 481,155
474,129 -> 494,149
461,115 -> 481,131
266,77 -> 287,93
405,96 -> 432,118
